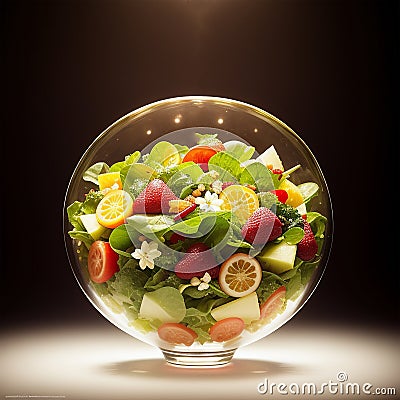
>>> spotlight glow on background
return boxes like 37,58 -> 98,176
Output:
0,323 -> 398,400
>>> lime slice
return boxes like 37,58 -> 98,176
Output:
146,141 -> 180,167
297,182 -> 319,203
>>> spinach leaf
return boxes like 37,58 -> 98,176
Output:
208,152 -> 243,182
109,224 -> 133,257
240,161 -> 275,191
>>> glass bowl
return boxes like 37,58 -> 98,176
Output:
64,96 -> 332,367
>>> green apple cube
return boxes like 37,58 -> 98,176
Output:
256,145 -> 284,170
211,292 -> 260,324
139,287 -> 186,324
79,213 -> 107,240
257,241 -> 297,274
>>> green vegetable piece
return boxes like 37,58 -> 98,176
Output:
223,140 -> 255,162
145,141 -> 180,167
83,162 -> 110,185
240,161 -> 274,191
298,182 -> 319,204
139,287 -> 186,324
81,190 -> 104,214
258,191 -> 278,209
67,201 -> 84,230
174,144 -> 189,158
195,133 -> 220,146
257,241 -> 297,274
276,202 -> 304,231
282,227 -> 305,245
208,151 -> 243,182
109,151 -> 141,173
109,224 -> 133,257
127,214 -> 175,235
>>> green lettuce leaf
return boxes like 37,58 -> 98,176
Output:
83,162 -> 110,185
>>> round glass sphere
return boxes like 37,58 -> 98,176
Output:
64,96 -> 332,367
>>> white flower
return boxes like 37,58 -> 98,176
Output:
211,180 -> 223,194
195,190 -> 224,212
131,240 -> 161,270
190,272 -> 212,291
209,170 -> 219,180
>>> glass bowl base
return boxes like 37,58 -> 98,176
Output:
161,348 -> 236,367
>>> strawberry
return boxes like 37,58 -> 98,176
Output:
174,243 -> 220,280
132,179 -> 179,214
221,181 -> 235,190
241,207 -> 282,245
297,221 -> 318,261
169,232 -> 186,245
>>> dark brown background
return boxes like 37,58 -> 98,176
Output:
1,0 -> 399,328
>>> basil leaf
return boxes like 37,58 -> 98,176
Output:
283,227 -> 305,245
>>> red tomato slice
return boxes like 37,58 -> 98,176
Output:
209,317 -> 245,342
158,323 -> 198,346
260,286 -> 286,319
88,241 -> 119,283
270,189 -> 288,203
173,203 -> 197,221
182,146 -> 217,165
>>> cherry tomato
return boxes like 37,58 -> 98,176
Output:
270,189 -> 289,203
209,317 -> 245,342
158,323 -> 198,346
182,146 -> 217,166
88,241 -> 119,283
260,286 -> 286,319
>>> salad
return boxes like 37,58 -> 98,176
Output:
67,133 -> 327,346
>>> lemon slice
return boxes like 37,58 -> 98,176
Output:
219,185 -> 259,224
219,253 -> 262,297
96,190 -> 134,228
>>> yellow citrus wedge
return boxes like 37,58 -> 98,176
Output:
219,253 -> 262,297
168,199 -> 193,213
96,190 -> 133,228
278,179 -> 304,208
98,172 -> 123,191
219,185 -> 259,224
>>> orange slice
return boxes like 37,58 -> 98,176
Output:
98,171 -> 123,191
96,190 -> 133,228
219,185 -> 259,224
278,179 -> 304,208
219,253 -> 262,297
168,199 -> 193,213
